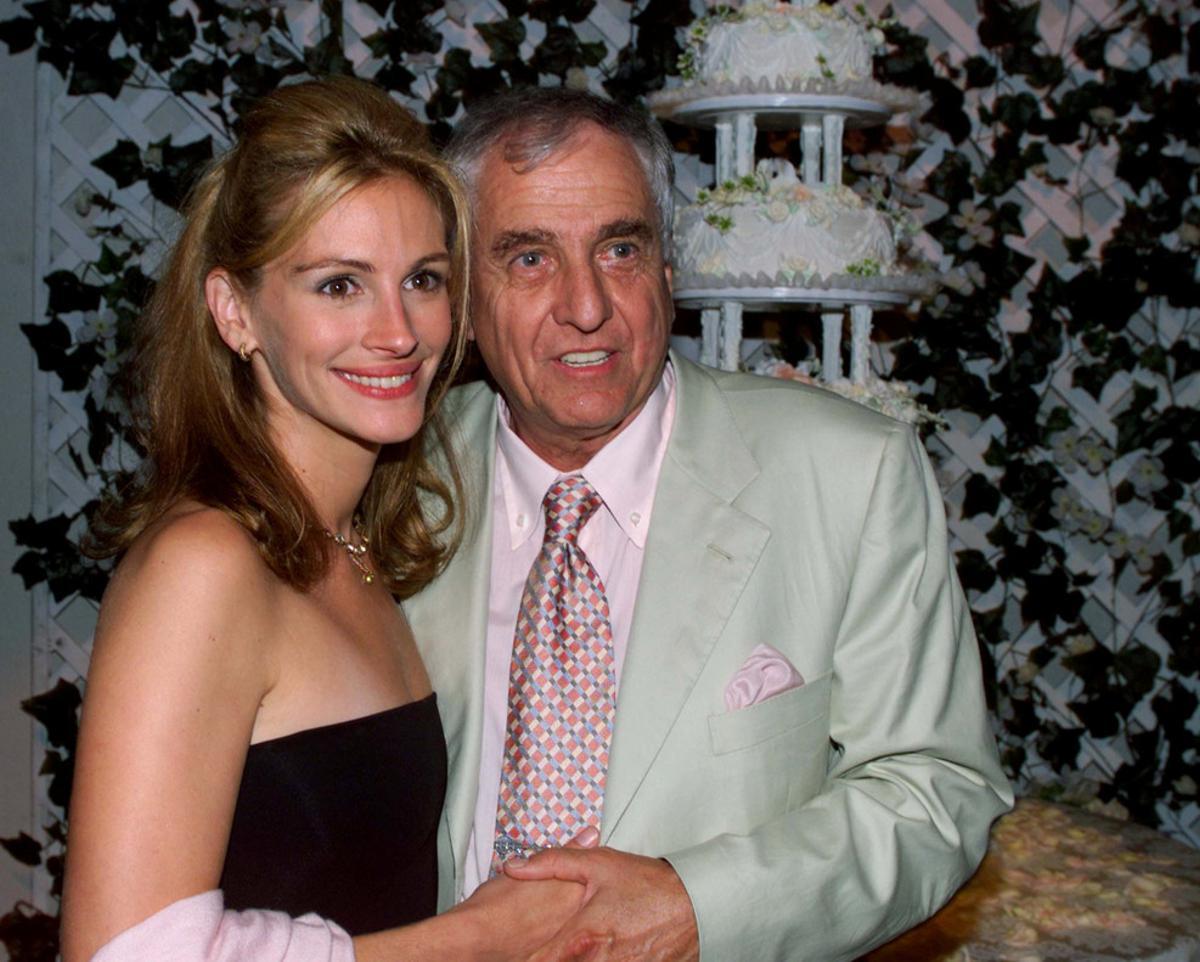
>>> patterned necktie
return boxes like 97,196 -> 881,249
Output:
492,475 -> 616,870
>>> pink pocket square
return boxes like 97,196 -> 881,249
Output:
723,643 -> 805,711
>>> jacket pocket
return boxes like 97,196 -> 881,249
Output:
707,671 -> 832,756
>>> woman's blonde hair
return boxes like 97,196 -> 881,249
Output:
87,76 -> 468,598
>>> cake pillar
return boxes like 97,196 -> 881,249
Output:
700,307 -> 721,368
822,114 -> 844,187
734,112 -> 756,178
719,300 -> 744,372
801,121 -> 821,186
821,311 -> 843,382
849,304 -> 873,384
715,121 -> 733,184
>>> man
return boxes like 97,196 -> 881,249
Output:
406,87 -> 1011,962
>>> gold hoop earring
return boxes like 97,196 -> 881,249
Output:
238,344 -> 251,363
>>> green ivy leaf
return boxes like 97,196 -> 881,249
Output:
22,679 -> 81,752
20,319 -> 72,375
1115,644 -> 1161,697
962,55 -> 997,88
955,548 -> 997,593
1037,724 -> 1084,772
92,139 -> 144,188
145,135 -> 214,210
373,61 -> 418,97
476,17 -> 526,65
169,56 -> 227,97
0,832 -> 42,868
0,16 -> 36,53
1069,695 -> 1121,738
962,473 -> 1001,519
529,0 -> 597,22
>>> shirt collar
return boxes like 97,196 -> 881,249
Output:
495,360 -> 676,551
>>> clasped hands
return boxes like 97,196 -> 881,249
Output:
458,828 -> 699,962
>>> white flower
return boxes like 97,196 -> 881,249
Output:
1050,487 -> 1083,529
1130,538 -> 1157,575
849,152 -> 897,177
951,200 -> 995,250
944,261 -> 987,295
1016,660 -> 1039,684
1128,455 -> 1168,496
1077,509 -> 1109,541
1105,527 -> 1135,558
765,199 -> 791,223
1174,775 -> 1198,795
443,0 -> 469,26
1178,222 -> 1200,246
1050,427 -> 1082,471
406,51 -> 437,72
75,314 -> 112,345
1066,634 -> 1096,655
1077,437 -> 1115,475
224,20 -> 263,55
1089,105 -> 1117,127
565,67 -> 590,91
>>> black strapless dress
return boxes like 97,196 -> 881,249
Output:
220,693 -> 446,936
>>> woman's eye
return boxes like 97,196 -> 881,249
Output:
406,270 -> 445,292
318,276 -> 357,298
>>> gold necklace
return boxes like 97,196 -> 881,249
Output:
325,523 -> 375,584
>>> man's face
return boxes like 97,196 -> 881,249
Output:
469,123 -> 673,470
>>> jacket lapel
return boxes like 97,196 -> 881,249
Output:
408,383 -> 497,890
602,355 -> 770,842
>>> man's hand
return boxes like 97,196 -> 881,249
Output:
503,846 -> 699,962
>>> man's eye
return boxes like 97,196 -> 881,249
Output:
609,242 -> 636,258
318,276 -> 357,297
515,251 -> 544,269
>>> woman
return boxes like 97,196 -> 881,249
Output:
60,77 -> 581,962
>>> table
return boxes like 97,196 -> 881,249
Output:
862,798 -> 1200,961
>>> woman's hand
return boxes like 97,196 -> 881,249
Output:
444,827 -> 599,962
448,873 -> 588,962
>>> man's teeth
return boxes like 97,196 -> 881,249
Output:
561,351 -> 611,367
341,372 -> 414,388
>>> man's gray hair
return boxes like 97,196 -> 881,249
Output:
444,87 -> 676,256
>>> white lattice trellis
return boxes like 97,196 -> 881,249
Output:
23,1 -> 1200,917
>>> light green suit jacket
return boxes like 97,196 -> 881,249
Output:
406,352 -> 1012,962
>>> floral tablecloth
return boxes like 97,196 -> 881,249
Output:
863,798 -> 1200,961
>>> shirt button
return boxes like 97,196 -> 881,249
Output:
630,512 -> 642,526
516,513 -> 526,528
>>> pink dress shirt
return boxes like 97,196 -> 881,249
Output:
461,363 -> 677,895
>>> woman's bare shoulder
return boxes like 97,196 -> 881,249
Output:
94,503 -> 280,677
109,503 -> 270,598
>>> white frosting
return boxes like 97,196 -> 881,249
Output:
674,158 -> 898,285
690,2 -> 876,89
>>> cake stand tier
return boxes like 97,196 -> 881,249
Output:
658,93 -> 895,129
673,286 -> 913,311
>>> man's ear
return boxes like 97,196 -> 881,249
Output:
205,268 -> 255,358
663,263 -> 673,295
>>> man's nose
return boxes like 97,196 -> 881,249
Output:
550,261 -> 612,333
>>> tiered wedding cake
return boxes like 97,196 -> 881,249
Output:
649,0 -> 934,404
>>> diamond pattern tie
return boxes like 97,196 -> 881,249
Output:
492,475 -> 616,871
